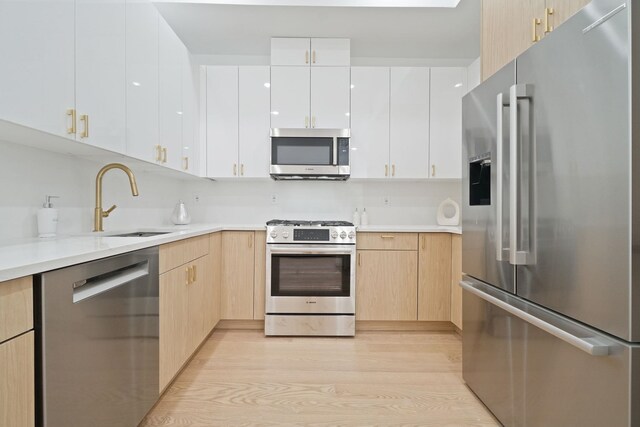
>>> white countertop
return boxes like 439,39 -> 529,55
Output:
0,223 -> 460,282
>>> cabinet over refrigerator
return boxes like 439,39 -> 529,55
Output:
461,1 -> 640,425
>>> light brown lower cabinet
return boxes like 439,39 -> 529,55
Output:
159,235 -> 216,392
450,234 -> 463,330
356,250 -> 418,320
0,331 -> 35,427
253,231 -> 267,320
418,233 -> 452,321
221,231 -> 256,320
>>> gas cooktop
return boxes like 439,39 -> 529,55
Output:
266,219 -> 354,227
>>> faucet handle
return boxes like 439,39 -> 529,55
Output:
103,204 -> 117,217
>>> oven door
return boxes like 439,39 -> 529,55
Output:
266,244 -> 356,314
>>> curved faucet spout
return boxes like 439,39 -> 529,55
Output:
94,163 -> 139,232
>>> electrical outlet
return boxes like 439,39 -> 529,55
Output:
194,195 -> 200,203
384,196 -> 390,205
271,194 -> 278,205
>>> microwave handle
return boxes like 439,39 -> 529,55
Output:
332,137 -> 338,166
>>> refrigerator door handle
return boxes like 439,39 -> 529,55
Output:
496,92 -> 510,261
509,84 -> 536,265
460,280 -> 613,356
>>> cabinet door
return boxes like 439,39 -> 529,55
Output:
187,256 -> 209,354
0,332 -> 34,427
208,233 -> 222,329
450,234 -> 463,330
181,51 -> 200,175
239,66 -> 271,178
547,0 -> 591,31
125,0 -> 159,163
0,0 -> 75,138
253,231 -> 267,320
310,67 -> 350,129
310,38 -> 350,66
206,66 -> 239,178
390,67 -> 430,179
481,0 -> 545,81
270,66 -> 310,129
159,17 -> 183,170
356,250 -> 418,321
418,233 -> 452,321
270,38 -> 310,66
221,232 -> 255,320
75,0 -> 126,152
429,67 -> 466,179
159,267 -> 188,392
350,67 -> 390,179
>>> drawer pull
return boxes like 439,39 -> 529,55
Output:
380,235 -> 395,239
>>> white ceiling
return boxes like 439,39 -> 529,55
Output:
153,0 -> 480,60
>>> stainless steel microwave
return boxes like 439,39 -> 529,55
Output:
270,128 -> 351,180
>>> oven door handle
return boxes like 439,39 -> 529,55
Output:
268,245 -> 355,255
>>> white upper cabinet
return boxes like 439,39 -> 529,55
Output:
429,67 -> 466,179
350,67 -> 390,179
206,66 -> 239,178
390,67 -> 430,179
0,0 -> 75,138
271,66 -> 350,129
181,49 -> 200,176
310,67 -> 350,129
239,66 -> 271,178
271,37 -> 350,66
270,38 -> 311,66
125,0 -> 159,163
310,38 -> 350,66
75,0 -> 126,152
270,67 -> 310,129
159,17 -> 184,171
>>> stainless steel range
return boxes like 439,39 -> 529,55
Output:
265,219 -> 356,336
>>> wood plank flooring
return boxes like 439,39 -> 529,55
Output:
141,330 -> 499,426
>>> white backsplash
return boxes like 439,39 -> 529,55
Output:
0,141 -> 461,240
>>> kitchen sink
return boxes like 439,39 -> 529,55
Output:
108,231 -> 172,238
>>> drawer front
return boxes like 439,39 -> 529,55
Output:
0,276 -> 33,342
356,232 -> 418,251
0,331 -> 35,427
160,235 -> 210,273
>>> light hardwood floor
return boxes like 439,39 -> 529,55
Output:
142,330 -> 499,426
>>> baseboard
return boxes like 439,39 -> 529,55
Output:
356,321 -> 455,332
453,325 -> 463,335
216,319 -> 265,330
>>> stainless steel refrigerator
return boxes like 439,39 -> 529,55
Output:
461,0 -> 640,425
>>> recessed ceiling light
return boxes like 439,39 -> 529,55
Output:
132,81 -> 141,87
454,83 -> 463,88
176,111 -> 183,115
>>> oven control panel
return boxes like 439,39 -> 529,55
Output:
267,226 -> 356,244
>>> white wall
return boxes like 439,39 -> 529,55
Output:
0,141 -> 191,240
194,54 -> 478,67
466,57 -> 481,93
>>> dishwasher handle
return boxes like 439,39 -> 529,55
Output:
73,261 -> 149,303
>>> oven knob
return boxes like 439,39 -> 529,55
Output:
348,231 -> 355,239
270,231 -> 278,239
331,231 -> 339,239
340,231 -> 347,239
282,231 -> 289,239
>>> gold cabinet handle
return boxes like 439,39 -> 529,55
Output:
186,266 -> 191,285
233,163 -> 237,176
183,156 -> 189,171
544,7 -> 554,33
192,265 -> 197,282
155,145 -> 162,162
358,253 -> 361,266
305,116 -> 309,128
305,50 -> 309,64
385,164 -> 388,177
422,236 -> 426,250
432,165 -> 436,177
240,164 -> 244,176
66,109 -> 76,134
311,116 -> 316,128
162,147 -> 167,163
312,50 -> 316,64
79,114 -> 89,138
532,17 -> 542,42
392,164 -> 396,177
248,234 -> 253,248
380,235 -> 395,239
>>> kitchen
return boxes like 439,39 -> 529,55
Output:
1,0 -> 638,426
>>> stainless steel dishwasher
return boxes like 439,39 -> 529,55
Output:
36,247 -> 159,427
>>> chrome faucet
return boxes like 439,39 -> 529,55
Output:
94,163 -> 139,232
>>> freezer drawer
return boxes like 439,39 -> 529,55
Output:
462,278 -> 639,427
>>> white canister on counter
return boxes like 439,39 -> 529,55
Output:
360,208 -> 369,226
352,208 -> 360,226
37,195 -> 59,238
171,200 -> 191,225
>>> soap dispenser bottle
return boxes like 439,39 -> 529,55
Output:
37,195 -> 59,238
352,208 -> 360,227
